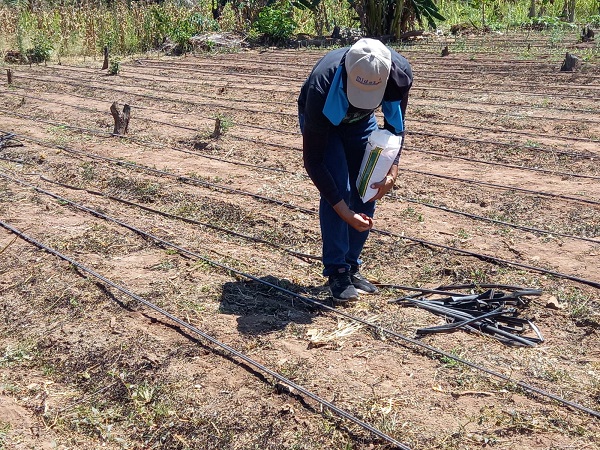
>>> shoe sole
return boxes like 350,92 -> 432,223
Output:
330,292 -> 360,303
355,287 -> 378,295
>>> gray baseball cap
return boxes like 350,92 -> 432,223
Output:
345,38 -> 392,109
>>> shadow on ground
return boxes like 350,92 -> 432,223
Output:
219,275 -> 330,335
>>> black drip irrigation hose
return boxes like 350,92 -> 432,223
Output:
5,75 -> 596,160
5,89 -> 598,178
15,141 -> 600,258
12,70 -> 293,105
377,283 -> 543,298
411,117 -> 600,144
408,130 -> 596,160
10,71 -> 599,130
128,57 -> 600,112
0,127 -> 315,214
0,219 -> 410,450
398,168 -> 600,207
414,99 -> 600,123
407,148 -> 600,181
412,102 -> 600,126
4,91 -> 599,190
2,177 -> 599,421
0,88 -> 292,139
393,194 -> 600,245
3,130 -> 600,290
10,69 -> 600,139
3,110 -> 598,205
38,175 -> 320,261
99,59 -> 600,101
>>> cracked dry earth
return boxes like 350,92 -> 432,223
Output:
0,32 -> 599,449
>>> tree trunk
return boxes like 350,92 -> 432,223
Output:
562,0 -> 576,22
528,0 -> 536,18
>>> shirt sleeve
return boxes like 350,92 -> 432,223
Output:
301,83 -> 343,206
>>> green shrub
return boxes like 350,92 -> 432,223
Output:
25,33 -> 53,64
108,58 -> 121,75
164,12 -> 220,54
529,15 -> 576,29
253,5 -> 297,42
588,15 -> 600,27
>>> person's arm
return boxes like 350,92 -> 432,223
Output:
302,126 -> 340,205
303,125 -> 372,231
302,85 -> 372,231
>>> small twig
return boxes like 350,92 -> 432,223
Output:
0,234 -> 19,254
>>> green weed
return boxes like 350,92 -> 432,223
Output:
0,421 -> 10,449
0,344 -> 33,367
438,347 -> 464,369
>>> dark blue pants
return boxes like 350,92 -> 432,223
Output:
300,114 -> 378,276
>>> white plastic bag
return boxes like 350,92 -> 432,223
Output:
356,128 -> 402,202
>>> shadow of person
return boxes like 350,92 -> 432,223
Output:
219,275 -> 328,335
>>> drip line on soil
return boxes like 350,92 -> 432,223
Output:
97,60 -> 600,116
6,86 -> 597,162
3,131 -> 600,291
4,89 -> 597,181
206,49 -> 582,66
398,168 -> 600,207
4,111 -> 600,246
4,121 -> 595,245
0,104 -> 600,192
0,219 -> 410,450
1,181 -> 599,421
410,102 -> 600,125
6,75 -> 598,154
0,89 -> 293,142
3,114 -> 598,216
17,64 -> 600,111
117,59 -> 600,99
393,194 -> 600,245
409,130 -> 594,159
42,171 -> 600,246
404,148 -> 600,181
411,117 -> 600,144
37,175 -> 320,261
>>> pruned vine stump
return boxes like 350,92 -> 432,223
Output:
581,26 -> 595,42
441,46 -> 449,57
560,52 -> 580,72
110,102 -> 131,135
210,117 -> 222,139
6,69 -> 12,85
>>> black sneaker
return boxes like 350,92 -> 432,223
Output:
350,267 -> 378,294
328,269 -> 359,303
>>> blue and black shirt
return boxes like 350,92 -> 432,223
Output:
298,46 -> 413,206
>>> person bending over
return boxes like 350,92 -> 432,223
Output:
298,38 -> 413,302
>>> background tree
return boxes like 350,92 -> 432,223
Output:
346,0 -> 445,38
562,0 -> 576,21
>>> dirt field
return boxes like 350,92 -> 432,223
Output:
1,32 -> 599,449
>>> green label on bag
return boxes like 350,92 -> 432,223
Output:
358,147 -> 383,197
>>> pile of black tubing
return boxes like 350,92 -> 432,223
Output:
398,288 -> 544,346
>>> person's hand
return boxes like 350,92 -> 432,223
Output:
333,201 -> 373,232
368,174 -> 395,202
358,213 -> 373,229
347,212 -> 373,232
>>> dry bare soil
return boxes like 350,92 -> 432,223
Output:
0,32 -> 599,449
